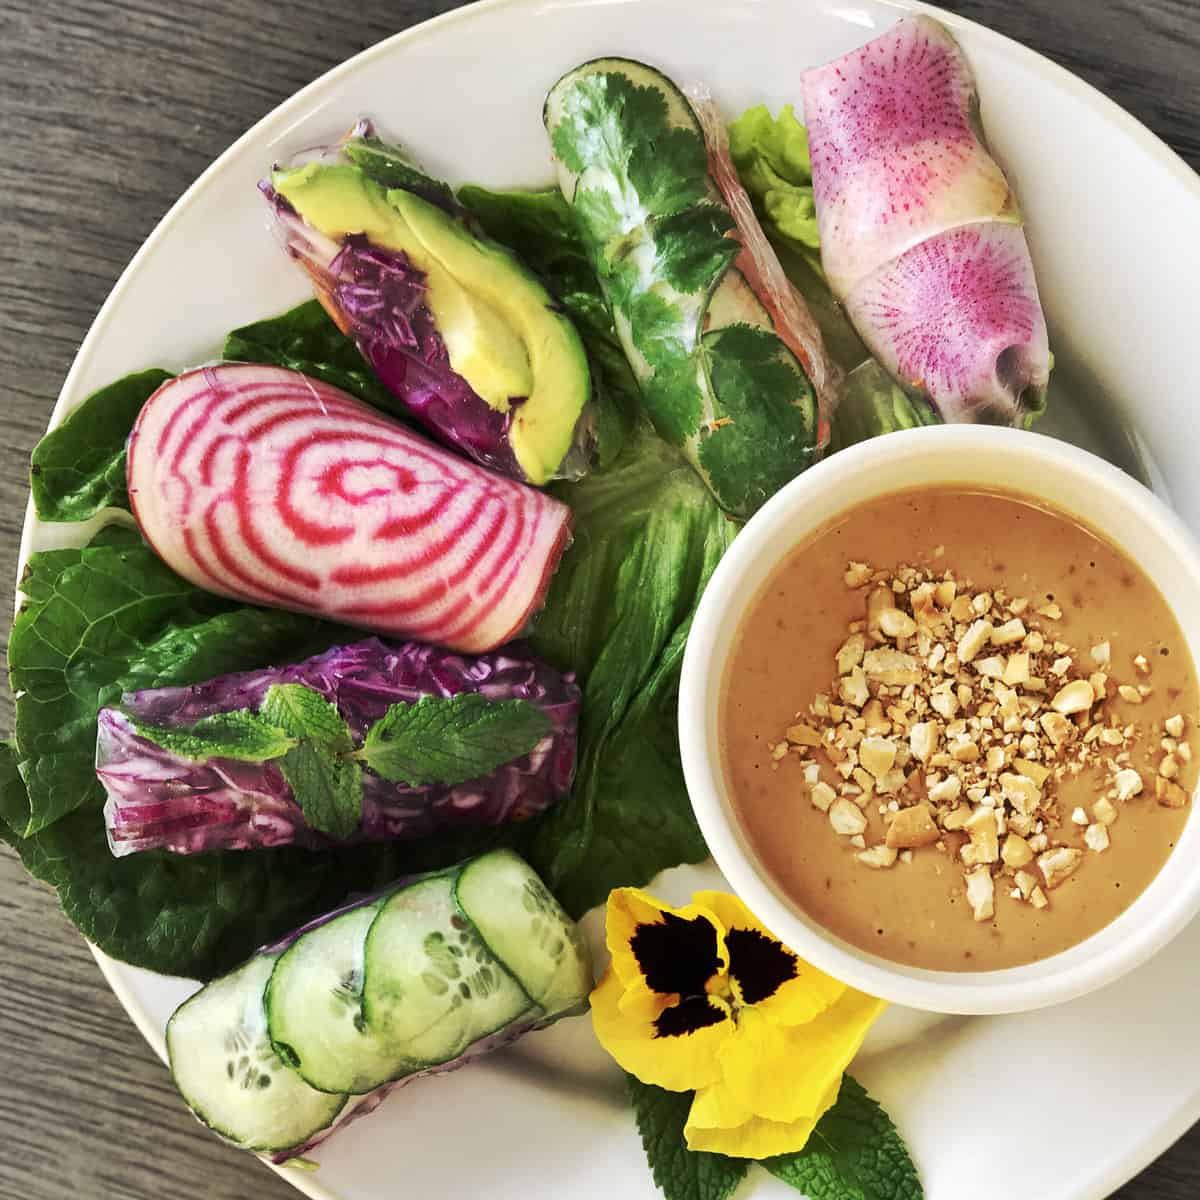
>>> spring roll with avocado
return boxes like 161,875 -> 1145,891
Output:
262,121 -> 594,486
802,16 -> 1051,425
545,60 -> 841,520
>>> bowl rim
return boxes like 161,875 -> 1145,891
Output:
679,424 -> 1200,1014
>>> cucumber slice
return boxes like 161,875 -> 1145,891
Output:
454,849 -> 592,1018
167,954 -> 345,1153
266,898 -> 403,1095
705,267 -> 773,333
362,873 -> 533,1067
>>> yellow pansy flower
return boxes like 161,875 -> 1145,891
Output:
591,887 -> 885,1159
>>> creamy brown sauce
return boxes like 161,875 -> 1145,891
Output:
720,487 -> 1199,971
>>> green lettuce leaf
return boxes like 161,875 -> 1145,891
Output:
358,694 -> 551,787
30,369 -> 171,523
6,527 -> 331,837
527,422 -> 735,916
223,299 -> 396,412
728,103 -> 821,268
830,360 -> 940,452
627,1076 -> 749,1200
457,184 -> 639,466
0,738 -> 438,980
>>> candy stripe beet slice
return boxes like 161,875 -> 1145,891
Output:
127,364 -> 571,653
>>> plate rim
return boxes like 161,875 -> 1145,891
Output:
15,0 -> 1200,1195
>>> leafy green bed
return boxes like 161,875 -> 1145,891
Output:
0,107 -> 922,982
1,208 -> 737,980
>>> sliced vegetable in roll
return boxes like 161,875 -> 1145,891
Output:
264,122 -> 594,485
802,15 -> 1051,424
127,364 -> 571,653
166,849 -> 593,1158
544,59 -> 840,520
98,638 -> 579,855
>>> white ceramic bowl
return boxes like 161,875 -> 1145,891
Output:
680,425 -> 1200,1015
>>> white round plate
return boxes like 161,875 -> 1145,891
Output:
19,0 -> 1200,1197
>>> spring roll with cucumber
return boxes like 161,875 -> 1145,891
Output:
264,122 -> 594,485
167,849 -> 592,1160
802,16 -> 1051,424
545,60 -> 840,519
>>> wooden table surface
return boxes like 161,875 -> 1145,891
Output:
1,1 -> 1198,1196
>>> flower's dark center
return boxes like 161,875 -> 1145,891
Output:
725,928 -> 797,1004
653,996 -> 727,1038
630,911 -> 721,997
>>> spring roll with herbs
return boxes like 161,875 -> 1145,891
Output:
98,638 -> 579,855
545,60 -> 840,519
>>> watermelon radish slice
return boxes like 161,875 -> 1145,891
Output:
802,15 -> 1050,423
127,364 -> 571,653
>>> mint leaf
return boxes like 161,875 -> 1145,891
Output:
30,369 -> 172,522
627,1076 -> 748,1200
130,711 -> 296,764
358,694 -> 551,787
764,1076 -> 923,1200
261,684 -> 362,840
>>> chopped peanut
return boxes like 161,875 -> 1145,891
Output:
786,723 -> 822,747
1050,679 -> 1095,715
829,798 -> 868,836
957,619 -> 994,664
1002,833 -> 1034,868
1038,847 -> 1084,889
965,868 -> 995,922
885,803 -> 941,849
844,561 -> 872,588
1156,777 -> 1189,809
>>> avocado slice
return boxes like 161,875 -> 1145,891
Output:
272,163 -> 590,484
273,163 -> 532,415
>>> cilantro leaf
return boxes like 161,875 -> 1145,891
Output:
698,323 -> 818,515
764,1076 -> 923,1200
260,684 -> 362,841
223,300 -> 396,412
30,369 -> 172,523
358,694 -> 552,787
627,1076 -> 748,1200
130,711 -> 296,764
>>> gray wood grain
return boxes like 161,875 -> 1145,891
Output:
0,1 -> 1195,1196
